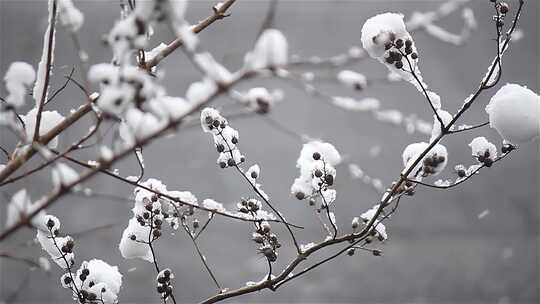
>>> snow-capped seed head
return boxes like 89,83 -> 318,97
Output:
245,87 -> 277,114
402,142 -> 448,177
247,29 -> 288,69
486,84 -> 540,144
469,137 -> 497,162
361,13 -> 410,59
200,108 -> 226,133
351,217 -> 360,230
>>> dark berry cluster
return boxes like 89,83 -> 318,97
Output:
501,143 -> 515,154
476,150 -> 494,167
238,198 -> 261,214
422,153 -> 446,176
134,196 -> 164,240
156,269 -> 174,300
252,221 -> 280,263
383,36 -> 417,70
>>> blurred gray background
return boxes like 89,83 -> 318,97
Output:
0,0 -> 539,303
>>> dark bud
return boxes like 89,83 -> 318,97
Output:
63,276 -> 72,285
80,290 -> 88,300
308,198 -> 316,206
157,276 -> 167,284
295,192 -> 305,200
239,206 -> 249,213
216,144 -> 225,153
61,245 -> 70,253
389,32 -> 396,41
484,150 -> 490,158
143,212 -> 150,219
372,249 -> 382,256
205,116 -> 213,125
157,285 -> 165,293
314,170 -> 323,178
437,156 -> 446,163
231,137 -> 238,144
154,219 -> 162,226
82,268 -> 90,276
227,158 -> 236,167
212,120 -> 220,128
220,122 -> 226,129
312,152 -> 321,160
384,42 -> 392,50
153,230 -> 161,238
47,219 -> 55,229
219,161 -> 227,168
79,274 -> 87,281
405,46 -> 413,55
496,19 -> 504,27
484,158 -> 493,167
130,234 -> 137,241
153,209 -> 160,215
166,286 -> 173,295
405,188 -> 415,196
88,281 -> 95,287
411,52 -> 418,60
325,174 -> 334,186
87,292 -> 97,301
347,248 -> 355,256
251,171 -> 258,179
457,169 -> 466,178
478,155 -> 485,163
499,2 -> 509,14
145,203 -> 153,211
66,240 -> 74,249
395,39 -> 404,48
164,269 -> 171,278
193,220 -> 200,229
405,180 -> 413,187
385,56 -> 395,64
394,61 -> 404,69
405,39 -> 413,48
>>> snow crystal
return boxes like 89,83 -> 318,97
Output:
4,62 -> 35,108
23,108 -> 64,148
337,70 -> 367,90
486,83 -> 540,144
58,0 -> 84,32
247,29 -> 288,69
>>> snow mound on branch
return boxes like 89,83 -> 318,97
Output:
58,0 -> 84,32
119,217 -> 154,262
246,29 -> 288,69
23,108 -> 64,148
4,62 -> 36,108
486,83 -> 540,144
